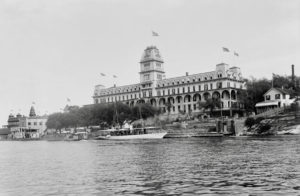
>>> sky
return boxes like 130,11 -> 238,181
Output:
0,0 -> 299,126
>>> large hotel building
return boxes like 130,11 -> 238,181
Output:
93,46 -> 246,117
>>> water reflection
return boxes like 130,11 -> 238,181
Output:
0,136 -> 300,195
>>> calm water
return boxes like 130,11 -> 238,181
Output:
0,136 -> 300,196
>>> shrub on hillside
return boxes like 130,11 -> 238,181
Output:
255,117 -> 265,124
245,117 -> 255,128
258,124 -> 271,134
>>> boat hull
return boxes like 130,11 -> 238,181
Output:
105,132 -> 167,140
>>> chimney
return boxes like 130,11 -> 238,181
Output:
292,64 -> 296,88
186,72 -> 189,76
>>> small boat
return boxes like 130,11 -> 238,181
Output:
95,135 -> 111,140
94,127 -> 167,140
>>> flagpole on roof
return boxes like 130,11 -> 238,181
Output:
112,74 -> 117,87
221,47 -> 230,63
233,51 -> 239,66
152,30 -> 159,47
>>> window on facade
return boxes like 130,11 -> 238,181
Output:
266,95 -> 271,100
283,94 -> 286,99
182,87 -> 185,93
143,91 -> 147,97
227,82 -> 230,87
157,74 -> 162,80
193,86 -> 195,92
39,122 -> 43,125
157,90 -> 161,96
135,94 -> 137,99
172,89 -> 175,94
210,83 -> 213,90
275,94 -> 280,99
34,122 -> 37,126
168,89 -> 170,95
205,77 -> 207,80
177,88 -> 180,94
193,104 -> 196,110
163,90 -> 165,96
149,91 -> 152,97
198,85 -> 201,91
188,87 -> 190,92
156,63 -> 161,68
144,74 -> 150,81
218,82 -> 222,89
28,122 -> 31,126
210,76 -> 213,80
204,84 -> 208,91
144,63 -> 150,71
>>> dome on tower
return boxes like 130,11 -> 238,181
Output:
140,46 -> 164,63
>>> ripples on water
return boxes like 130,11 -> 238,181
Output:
0,136 -> 300,195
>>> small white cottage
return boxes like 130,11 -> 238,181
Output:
255,88 -> 295,114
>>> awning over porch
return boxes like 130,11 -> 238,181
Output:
255,100 -> 279,107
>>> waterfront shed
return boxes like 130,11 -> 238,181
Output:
0,128 -> 11,140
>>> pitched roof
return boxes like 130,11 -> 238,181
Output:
263,87 -> 291,96
274,88 -> 291,95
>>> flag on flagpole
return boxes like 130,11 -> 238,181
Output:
152,31 -> 159,36
222,47 -> 230,52
32,101 -> 35,105
234,51 -> 239,56
67,98 -> 71,102
113,75 -> 117,78
100,73 -> 106,76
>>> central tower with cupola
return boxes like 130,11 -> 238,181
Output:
139,46 -> 165,97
